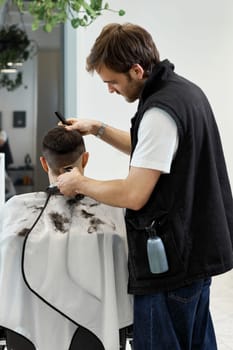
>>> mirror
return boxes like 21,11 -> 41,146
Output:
0,5 -> 64,196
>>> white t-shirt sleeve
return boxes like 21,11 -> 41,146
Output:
130,107 -> 179,173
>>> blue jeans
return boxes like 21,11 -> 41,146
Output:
133,278 -> 217,350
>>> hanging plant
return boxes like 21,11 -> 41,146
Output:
0,0 -> 126,33
0,71 -> 22,91
0,25 -> 36,91
0,25 -> 30,63
0,1 -> 125,91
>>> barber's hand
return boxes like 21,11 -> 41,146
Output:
63,118 -> 101,136
57,168 -> 82,197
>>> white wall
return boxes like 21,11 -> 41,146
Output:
72,0 -> 233,186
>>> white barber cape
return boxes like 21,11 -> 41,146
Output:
0,192 -> 133,350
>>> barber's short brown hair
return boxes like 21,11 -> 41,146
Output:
42,126 -> 85,174
86,23 -> 160,76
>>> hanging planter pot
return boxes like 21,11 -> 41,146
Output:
0,25 -> 33,91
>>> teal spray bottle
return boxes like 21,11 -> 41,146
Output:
146,220 -> 169,274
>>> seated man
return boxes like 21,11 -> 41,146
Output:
0,126 -> 133,350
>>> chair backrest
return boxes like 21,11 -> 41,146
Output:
6,329 -> 36,350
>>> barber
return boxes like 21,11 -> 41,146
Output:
57,23 -> 233,349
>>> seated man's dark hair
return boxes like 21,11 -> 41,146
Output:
42,126 -> 85,174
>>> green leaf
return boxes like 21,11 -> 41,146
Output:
44,22 -> 53,33
82,1 -> 97,17
118,9 -> 126,16
31,20 -> 40,31
80,18 -> 87,26
71,18 -> 81,28
90,0 -> 102,11
71,1 -> 81,12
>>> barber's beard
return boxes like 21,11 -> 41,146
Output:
123,75 -> 144,103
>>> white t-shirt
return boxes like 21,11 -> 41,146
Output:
130,107 -> 179,173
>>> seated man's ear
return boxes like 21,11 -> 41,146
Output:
82,152 -> 89,169
40,156 -> 49,173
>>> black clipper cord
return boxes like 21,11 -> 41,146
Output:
21,190 -> 81,328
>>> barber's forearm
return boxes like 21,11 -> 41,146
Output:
58,173 -> 143,210
57,166 -> 160,210
66,119 -> 131,155
94,122 -> 131,155
75,176 -> 133,208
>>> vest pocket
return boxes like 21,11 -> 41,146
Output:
126,217 -> 186,280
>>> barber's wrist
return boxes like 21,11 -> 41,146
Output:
95,121 -> 107,139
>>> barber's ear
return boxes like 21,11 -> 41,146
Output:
40,156 -> 49,173
130,64 -> 144,80
82,152 -> 89,169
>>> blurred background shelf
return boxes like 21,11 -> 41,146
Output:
8,165 -> 34,194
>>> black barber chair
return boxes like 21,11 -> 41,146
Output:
5,329 -> 35,350
0,327 -> 7,350
120,325 -> 134,349
4,325 -> 134,350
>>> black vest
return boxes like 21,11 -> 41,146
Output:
125,60 -> 233,294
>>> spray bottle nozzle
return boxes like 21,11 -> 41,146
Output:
146,220 -> 157,237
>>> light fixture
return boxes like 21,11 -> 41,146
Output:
0,68 -> 17,73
